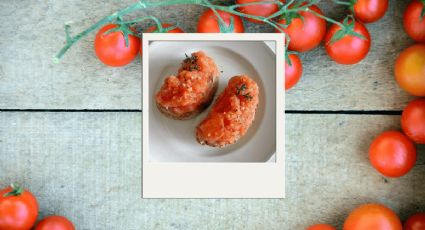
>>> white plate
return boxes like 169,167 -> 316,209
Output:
148,41 -> 276,162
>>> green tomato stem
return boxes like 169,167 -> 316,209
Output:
332,0 -> 352,6
305,7 -> 345,28
54,0 -> 346,61
54,0 -> 201,61
3,184 -> 24,197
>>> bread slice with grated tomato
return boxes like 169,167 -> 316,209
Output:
156,51 -> 219,120
196,75 -> 259,147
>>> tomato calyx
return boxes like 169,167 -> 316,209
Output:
218,16 -> 235,33
3,184 -> 24,197
104,18 -> 139,47
285,51 -> 298,66
277,11 -> 304,27
276,1 -> 314,26
210,7 -> 236,33
202,0 -> 238,33
328,15 -> 367,45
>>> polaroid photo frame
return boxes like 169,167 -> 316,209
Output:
142,33 -> 285,198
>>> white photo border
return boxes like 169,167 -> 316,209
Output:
142,33 -> 285,198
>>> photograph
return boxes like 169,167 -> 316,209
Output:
148,40 -> 277,162
142,34 -> 285,198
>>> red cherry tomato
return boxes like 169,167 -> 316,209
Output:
145,23 -> 184,33
0,185 -> 39,230
34,216 -> 75,230
285,53 -> 303,90
236,0 -> 279,24
275,4 -> 327,52
401,98 -> 425,144
403,0 -> 425,42
197,9 -> 245,33
344,203 -> 402,230
352,0 -> 389,23
307,223 -> 336,230
94,24 -> 140,67
404,213 -> 425,230
369,131 -> 417,178
324,19 -> 371,64
394,44 -> 425,96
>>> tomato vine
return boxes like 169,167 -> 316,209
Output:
55,0 -> 365,62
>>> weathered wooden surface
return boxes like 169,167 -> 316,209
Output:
0,113 -> 424,229
0,0 -> 415,110
1,0 -> 424,229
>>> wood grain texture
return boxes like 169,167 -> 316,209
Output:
0,113 -> 423,229
0,0 -> 423,229
0,0 -> 416,110
0,0 -> 270,110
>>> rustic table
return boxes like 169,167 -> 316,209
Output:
0,0 -> 424,229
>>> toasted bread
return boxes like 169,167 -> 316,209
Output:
155,51 -> 219,120
156,76 -> 218,120
196,75 -> 259,147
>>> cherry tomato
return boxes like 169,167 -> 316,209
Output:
369,131 -> 417,178
145,23 -> 184,33
401,98 -> 425,144
275,4 -> 327,52
285,53 -> 303,90
34,216 -> 75,230
404,213 -> 425,230
0,185 -> 39,230
236,0 -> 279,24
344,203 -> 402,230
307,223 -> 336,230
324,19 -> 371,64
197,9 -> 244,33
394,44 -> 425,96
352,0 -> 389,23
94,24 -> 140,67
403,0 -> 425,42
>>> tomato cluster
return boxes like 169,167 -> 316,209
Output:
395,0 -> 425,96
91,0 -> 390,91
308,203 -> 425,230
87,0 -> 424,93
309,2 -> 425,229
0,184 -> 75,230
196,0 -> 387,90
367,0 -> 425,180
367,97 -> 425,178
276,0 -> 388,89
91,0 -> 410,93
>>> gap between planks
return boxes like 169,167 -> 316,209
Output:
0,109 -> 402,115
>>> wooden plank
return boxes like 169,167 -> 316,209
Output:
0,0 -> 141,110
0,0 -> 415,110
0,112 -> 423,229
